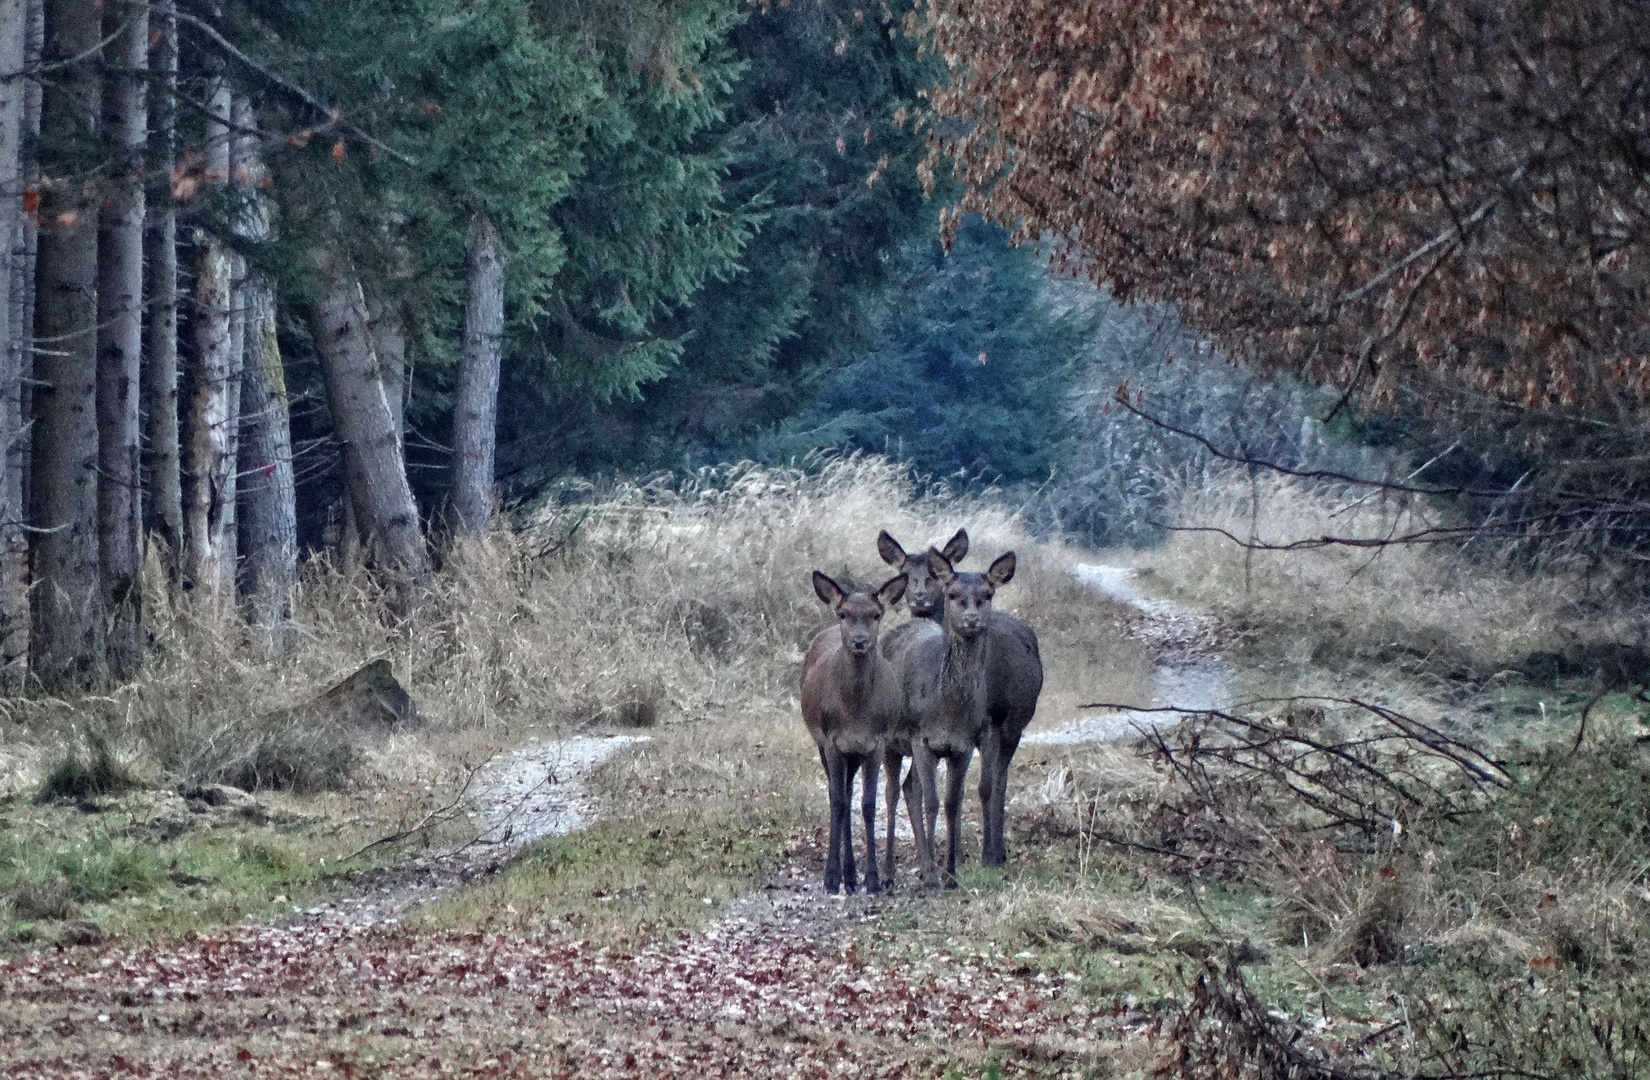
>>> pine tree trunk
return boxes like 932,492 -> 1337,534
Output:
451,215 -> 506,539
7,0 -> 41,689
233,97 -> 295,644
183,81 -> 238,600
238,290 -> 295,639
367,297 -> 406,448
308,251 -> 429,616
95,0 -> 146,680
30,0 -> 103,689
142,0 -> 180,576
0,0 -> 30,691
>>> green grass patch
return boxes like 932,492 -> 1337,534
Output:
0,792 -> 364,947
414,807 -> 792,946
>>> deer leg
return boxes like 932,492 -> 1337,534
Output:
943,749 -> 973,889
902,759 -> 923,867
823,751 -> 846,895
860,755 -> 880,894
881,748 -> 903,889
989,729 -> 1022,866
977,725 -> 1004,867
840,752 -> 861,893
912,743 -> 943,889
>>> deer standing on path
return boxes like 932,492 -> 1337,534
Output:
800,571 -> 907,894
879,529 -> 1043,870
899,547 -> 1017,887
875,529 -> 967,888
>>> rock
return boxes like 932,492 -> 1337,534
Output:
313,659 -> 420,730
179,782 -> 258,810
141,791 -> 196,840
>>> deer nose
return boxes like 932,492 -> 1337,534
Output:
850,632 -> 872,650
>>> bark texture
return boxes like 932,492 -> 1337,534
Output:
308,251 -> 429,615
238,291 -> 296,639
142,0 -> 181,572
233,97 -> 295,643
30,0 -> 104,689
94,0 -> 146,679
183,82 -> 239,599
451,215 -> 506,539
0,0 -> 30,690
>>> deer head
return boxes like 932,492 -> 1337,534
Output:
812,571 -> 907,656
924,547 -> 1014,640
876,528 -> 968,619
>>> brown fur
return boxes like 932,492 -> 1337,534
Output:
896,547 -> 1017,887
799,571 -> 907,894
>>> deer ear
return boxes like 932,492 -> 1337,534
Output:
986,551 -> 1016,586
924,547 -> 956,584
812,571 -> 846,607
877,573 -> 907,608
941,528 -> 969,565
876,530 -> 907,567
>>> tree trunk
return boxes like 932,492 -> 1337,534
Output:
367,297 -> 406,448
30,0 -> 103,689
142,0 -> 180,575
0,0 -> 30,691
238,293 -> 296,639
451,214 -> 506,539
233,97 -> 295,644
308,250 -> 429,616
182,81 -> 238,600
95,0 -> 146,680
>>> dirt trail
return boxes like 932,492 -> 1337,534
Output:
313,735 -> 649,928
0,567 -> 1209,1077
1023,564 -> 1231,746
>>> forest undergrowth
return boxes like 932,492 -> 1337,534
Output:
3,454 -> 1649,1079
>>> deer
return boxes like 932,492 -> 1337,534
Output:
800,570 -> 907,894
879,529 -> 1043,870
897,546 -> 1018,887
873,528 -> 967,887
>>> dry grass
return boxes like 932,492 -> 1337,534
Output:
1,453 -> 1148,944
1151,467 -> 1636,673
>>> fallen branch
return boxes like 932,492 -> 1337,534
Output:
344,755 -> 492,862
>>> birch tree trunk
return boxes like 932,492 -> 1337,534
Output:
451,214 -> 506,539
142,0 -> 181,575
233,97 -> 295,644
95,0 -> 146,679
183,81 -> 239,600
0,0 -> 30,690
30,0 -> 103,689
308,251 -> 429,616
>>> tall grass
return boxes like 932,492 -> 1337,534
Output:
1152,466 -> 1637,670
3,453 -> 1134,798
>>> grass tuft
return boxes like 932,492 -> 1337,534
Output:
35,735 -> 141,803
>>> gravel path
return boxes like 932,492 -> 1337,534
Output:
307,734 -> 650,929
1022,564 -> 1232,746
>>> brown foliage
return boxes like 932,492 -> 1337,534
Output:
919,1 -> 1650,417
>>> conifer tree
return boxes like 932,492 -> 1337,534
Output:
30,0 -> 104,689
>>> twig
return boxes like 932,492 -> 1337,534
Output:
344,755 -> 491,861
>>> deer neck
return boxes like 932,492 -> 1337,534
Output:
939,627 -> 988,701
839,646 -> 887,706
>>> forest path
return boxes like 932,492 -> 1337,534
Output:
0,565 -> 1216,1078
309,734 -> 650,929
1022,564 -> 1232,746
